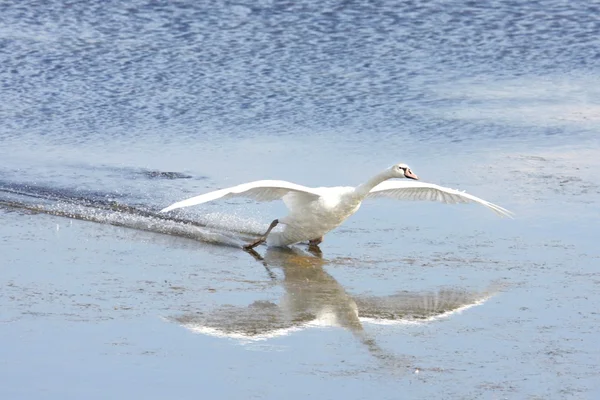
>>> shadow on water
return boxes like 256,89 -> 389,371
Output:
169,246 -> 502,371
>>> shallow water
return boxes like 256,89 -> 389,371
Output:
2,0 -> 600,399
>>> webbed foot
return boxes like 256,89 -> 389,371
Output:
308,236 -> 323,246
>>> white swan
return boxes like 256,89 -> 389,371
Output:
160,163 -> 513,249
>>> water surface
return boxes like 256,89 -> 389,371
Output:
1,0 -> 600,398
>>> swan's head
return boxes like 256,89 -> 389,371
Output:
390,163 -> 419,180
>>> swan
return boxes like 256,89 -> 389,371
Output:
160,163 -> 513,249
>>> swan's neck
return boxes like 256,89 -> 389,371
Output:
355,169 -> 392,198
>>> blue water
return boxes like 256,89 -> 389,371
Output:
2,0 -> 599,139
1,1 -> 600,399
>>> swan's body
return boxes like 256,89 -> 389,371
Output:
270,185 -> 362,246
160,163 -> 512,248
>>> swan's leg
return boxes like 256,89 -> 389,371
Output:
307,244 -> 322,257
308,236 -> 323,246
307,236 -> 323,256
243,219 -> 279,250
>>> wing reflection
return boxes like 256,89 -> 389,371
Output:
169,247 -> 501,364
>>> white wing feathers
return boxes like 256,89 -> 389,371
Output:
160,180 -> 321,213
367,181 -> 513,218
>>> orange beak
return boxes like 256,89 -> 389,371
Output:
405,169 -> 419,180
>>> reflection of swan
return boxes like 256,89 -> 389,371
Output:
169,248 -> 501,364
160,163 -> 512,249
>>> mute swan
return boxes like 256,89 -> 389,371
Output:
160,163 -> 512,249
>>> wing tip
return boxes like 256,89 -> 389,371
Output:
160,205 -> 176,213
489,204 -> 515,219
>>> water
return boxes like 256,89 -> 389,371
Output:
1,0 -> 599,398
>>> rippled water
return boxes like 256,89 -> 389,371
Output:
2,0 -> 600,138
2,0 -> 600,399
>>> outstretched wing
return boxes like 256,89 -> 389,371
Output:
366,181 -> 513,218
160,180 -> 321,213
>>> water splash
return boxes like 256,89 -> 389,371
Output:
0,180 -> 265,247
